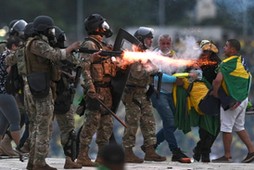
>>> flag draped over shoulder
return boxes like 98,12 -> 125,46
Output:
220,56 -> 251,101
173,78 -> 220,136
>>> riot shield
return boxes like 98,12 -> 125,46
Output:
111,28 -> 142,113
110,28 -> 142,143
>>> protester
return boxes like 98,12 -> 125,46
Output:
172,40 -> 221,162
0,19 -> 28,157
192,40 -> 221,162
0,36 -> 22,156
151,34 -> 190,163
212,39 -> 254,163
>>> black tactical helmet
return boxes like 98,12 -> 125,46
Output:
9,19 -> 18,29
24,22 -> 35,40
33,15 -> 54,33
84,13 -> 113,37
134,27 -> 154,50
134,27 -> 154,42
9,19 -> 28,37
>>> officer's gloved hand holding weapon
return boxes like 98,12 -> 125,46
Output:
146,72 -> 162,100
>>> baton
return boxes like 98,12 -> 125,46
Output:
93,96 -> 127,128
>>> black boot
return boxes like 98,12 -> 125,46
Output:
201,153 -> 210,162
193,147 -> 201,162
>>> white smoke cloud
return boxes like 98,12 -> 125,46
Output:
175,36 -> 201,60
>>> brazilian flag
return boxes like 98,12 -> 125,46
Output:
173,78 -> 220,136
220,56 -> 251,101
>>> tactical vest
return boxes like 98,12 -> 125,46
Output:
83,37 -> 116,84
25,36 -> 51,74
126,62 -> 151,87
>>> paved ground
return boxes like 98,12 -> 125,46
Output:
0,158 -> 254,170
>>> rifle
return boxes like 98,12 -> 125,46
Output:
76,48 -> 123,57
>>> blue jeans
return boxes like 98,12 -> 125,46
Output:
151,92 -> 178,152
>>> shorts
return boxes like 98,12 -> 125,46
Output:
220,98 -> 248,133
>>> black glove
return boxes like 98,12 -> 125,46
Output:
86,92 -> 101,111
146,85 -> 155,100
76,98 -> 86,116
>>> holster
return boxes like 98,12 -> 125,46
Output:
27,72 -> 50,98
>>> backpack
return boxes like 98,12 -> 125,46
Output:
5,64 -> 24,95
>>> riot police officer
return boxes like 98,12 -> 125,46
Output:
51,26 -> 82,169
76,13 -> 116,167
134,26 -> 154,50
122,27 -> 166,163
24,15 -> 80,170
9,19 -> 27,39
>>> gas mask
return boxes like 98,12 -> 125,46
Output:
47,27 -> 57,46
101,21 -> 113,38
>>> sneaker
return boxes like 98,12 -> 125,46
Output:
242,152 -> 254,163
172,148 -> 191,163
212,156 -> 232,163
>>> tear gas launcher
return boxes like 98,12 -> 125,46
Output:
76,48 -> 123,57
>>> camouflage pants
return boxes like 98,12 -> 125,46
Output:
122,89 -> 156,148
79,87 -> 113,148
24,83 -> 54,166
55,107 -> 75,147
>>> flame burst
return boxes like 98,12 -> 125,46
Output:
120,51 -> 218,74
122,51 -> 194,67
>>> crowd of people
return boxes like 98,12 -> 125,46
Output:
0,13 -> 254,170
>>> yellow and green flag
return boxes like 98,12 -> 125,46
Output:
173,78 -> 220,136
220,56 -> 251,101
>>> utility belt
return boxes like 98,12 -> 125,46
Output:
94,82 -> 111,88
126,84 -> 147,88
125,84 -> 148,94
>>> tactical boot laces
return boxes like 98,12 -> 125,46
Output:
64,157 -> 82,169
144,145 -> 166,162
125,148 -> 144,163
